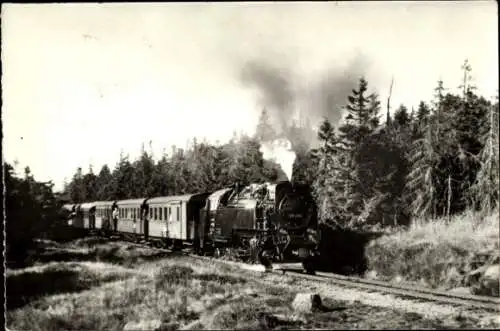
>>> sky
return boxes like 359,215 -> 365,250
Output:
2,1 -> 498,191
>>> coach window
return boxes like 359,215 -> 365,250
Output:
163,207 -> 167,220
159,207 -> 163,220
177,206 -> 180,221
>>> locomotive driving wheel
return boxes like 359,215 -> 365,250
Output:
302,256 -> 316,275
214,247 -> 222,259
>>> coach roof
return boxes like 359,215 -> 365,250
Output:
116,198 -> 148,206
94,201 -> 115,207
148,193 -> 208,204
80,202 -> 96,210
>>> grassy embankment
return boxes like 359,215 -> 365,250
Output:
365,209 -> 499,294
7,237 -> 466,330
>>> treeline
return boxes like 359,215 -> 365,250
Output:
297,60 -> 499,229
63,135 -> 287,203
5,164 -> 63,267
63,60 -> 499,230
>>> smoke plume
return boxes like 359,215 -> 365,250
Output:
240,61 -> 294,138
240,55 -> 368,152
239,54 -> 369,181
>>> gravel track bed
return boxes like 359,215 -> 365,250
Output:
256,272 -> 500,328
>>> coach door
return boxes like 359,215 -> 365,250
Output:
143,205 -> 149,241
167,202 -> 182,240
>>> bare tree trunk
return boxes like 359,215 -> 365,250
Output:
447,175 -> 452,223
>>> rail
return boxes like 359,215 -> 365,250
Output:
189,254 -> 500,312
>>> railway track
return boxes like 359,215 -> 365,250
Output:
188,253 -> 500,312
74,234 -> 500,312
282,269 -> 500,312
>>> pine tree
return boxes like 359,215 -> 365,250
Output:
470,101 -> 499,213
82,165 -> 98,201
394,104 -> 411,128
132,143 -> 155,197
336,78 -> 383,225
68,167 -> 85,203
150,153 -> 174,196
406,116 -> 439,219
416,101 -> 431,126
312,118 -> 345,224
110,152 -> 135,200
5,162 -> 59,266
96,164 -> 113,200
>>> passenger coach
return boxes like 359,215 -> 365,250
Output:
147,193 -> 211,249
115,198 -> 148,239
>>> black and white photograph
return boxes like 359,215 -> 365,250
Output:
2,2 -> 499,330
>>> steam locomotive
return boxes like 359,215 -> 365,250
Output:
62,181 -> 319,273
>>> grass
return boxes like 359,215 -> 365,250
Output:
7,236 -> 491,330
6,261 -> 134,310
365,209 -> 499,292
